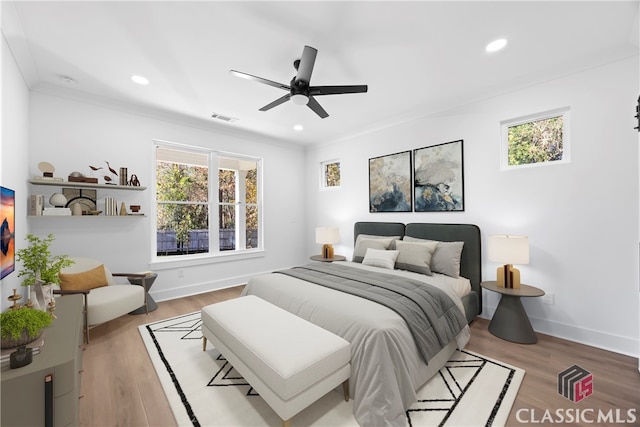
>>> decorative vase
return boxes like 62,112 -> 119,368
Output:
1,329 -> 42,349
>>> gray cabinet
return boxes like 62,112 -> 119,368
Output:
1,295 -> 83,426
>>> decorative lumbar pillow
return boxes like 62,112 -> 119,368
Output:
352,235 -> 398,263
59,264 -> 109,291
395,240 -> 438,275
403,236 -> 464,278
362,248 -> 400,270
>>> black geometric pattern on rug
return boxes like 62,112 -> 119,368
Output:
146,312 -> 517,427
150,313 -> 203,340
207,353 -> 258,396
145,314 -> 202,427
406,349 -> 516,427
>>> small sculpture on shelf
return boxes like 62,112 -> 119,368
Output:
7,288 -> 22,310
104,161 -> 118,184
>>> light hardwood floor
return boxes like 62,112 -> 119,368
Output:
78,287 -> 640,426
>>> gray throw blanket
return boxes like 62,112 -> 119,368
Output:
275,263 -> 467,364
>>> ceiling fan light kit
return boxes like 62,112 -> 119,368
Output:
231,45 -> 368,118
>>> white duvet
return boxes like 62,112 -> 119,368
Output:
242,262 -> 470,427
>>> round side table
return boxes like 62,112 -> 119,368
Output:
310,255 -> 346,262
481,281 -> 544,344
128,273 -> 158,314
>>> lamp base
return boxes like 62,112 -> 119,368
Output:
322,244 -> 334,259
496,264 -> 521,289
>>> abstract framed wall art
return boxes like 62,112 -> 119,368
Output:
414,140 -> 464,212
1,186 -> 16,279
369,151 -> 412,212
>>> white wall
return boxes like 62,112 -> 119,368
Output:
25,89 -> 308,302
305,57 -> 639,357
0,32 -> 31,311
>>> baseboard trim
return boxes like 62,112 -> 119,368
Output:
481,304 -> 638,358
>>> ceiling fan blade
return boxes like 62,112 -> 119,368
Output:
230,70 -> 290,91
294,46 -> 318,84
310,85 -> 368,96
307,96 -> 329,119
259,94 -> 291,111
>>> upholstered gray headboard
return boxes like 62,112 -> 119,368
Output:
353,221 -> 482,322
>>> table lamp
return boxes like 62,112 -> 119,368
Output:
488,235 -> 529,289
316,227 -> 339,259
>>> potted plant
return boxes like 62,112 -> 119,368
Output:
0,307 -> 52,348
15,233 -> 74,287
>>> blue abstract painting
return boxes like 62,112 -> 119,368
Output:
414,140 -> 464,212
369,151 -> 412,212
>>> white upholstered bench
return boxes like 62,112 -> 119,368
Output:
201,295 -> 351,427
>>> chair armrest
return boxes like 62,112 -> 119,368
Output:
112,273 -> 148,278
54,289 -> 90,296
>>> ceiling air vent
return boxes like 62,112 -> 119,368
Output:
211,112 -> 238,123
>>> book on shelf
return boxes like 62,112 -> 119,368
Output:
31,175 -> 64,182
104,197 -> 118,216
43,207 -> 71,216
30,194 -> 44,216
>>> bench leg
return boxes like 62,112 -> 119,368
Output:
282,418 -> 291,427
342,380 -> 349,402
202,336 -> 207,351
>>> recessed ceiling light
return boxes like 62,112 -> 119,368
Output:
131,75 -> 149,85
293,125 -> 304,132
58,75 -> 76,84
486,38 -> 508,53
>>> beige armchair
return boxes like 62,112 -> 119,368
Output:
54,257 -> 147,343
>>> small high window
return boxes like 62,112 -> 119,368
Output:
501,108 -> 570,169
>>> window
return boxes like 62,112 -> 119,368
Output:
155,143 -> 261,258
500,108 -> 570,169
320,160 -> 341,189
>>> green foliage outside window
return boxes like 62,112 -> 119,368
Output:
156,162 -> 208,249
508,116 -> 564,166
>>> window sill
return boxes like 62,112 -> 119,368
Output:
149,249 -> 265,270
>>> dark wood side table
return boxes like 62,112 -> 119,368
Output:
310,255 -> 347,262
481,281 -> 545,344
128,273 -> 158,314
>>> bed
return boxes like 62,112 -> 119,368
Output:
242,222 -> 482,426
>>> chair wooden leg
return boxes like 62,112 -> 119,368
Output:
282,418 -> 291,427
202,336 -> 207,351
343,380 -> 349,402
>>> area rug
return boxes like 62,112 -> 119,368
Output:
139,312 -> 524,427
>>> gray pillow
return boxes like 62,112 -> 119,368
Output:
352,234 -> 399,263
403,236 -> 464,278
395,240 -> 438,275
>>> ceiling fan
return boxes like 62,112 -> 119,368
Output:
230,45 -> 368,119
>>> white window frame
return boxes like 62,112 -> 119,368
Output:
500,107 -> 571,170
320,159 -> 341,190
150,140 -> 263,268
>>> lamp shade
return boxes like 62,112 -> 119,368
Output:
488,235 -> 529,265
315,227 -> 340,244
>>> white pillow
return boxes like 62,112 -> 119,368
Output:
353,235 -> 396,263
395,240 -> 438,275
362,248 -> 399,270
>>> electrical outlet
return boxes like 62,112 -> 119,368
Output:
542,292 -> 554,305
177,269 -> 184,278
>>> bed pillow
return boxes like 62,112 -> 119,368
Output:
395,240 -> 439,275
403,236 -> 464,278
352,234 -> 399,263
59,264 -> 109,291
362,248 -> 399,270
